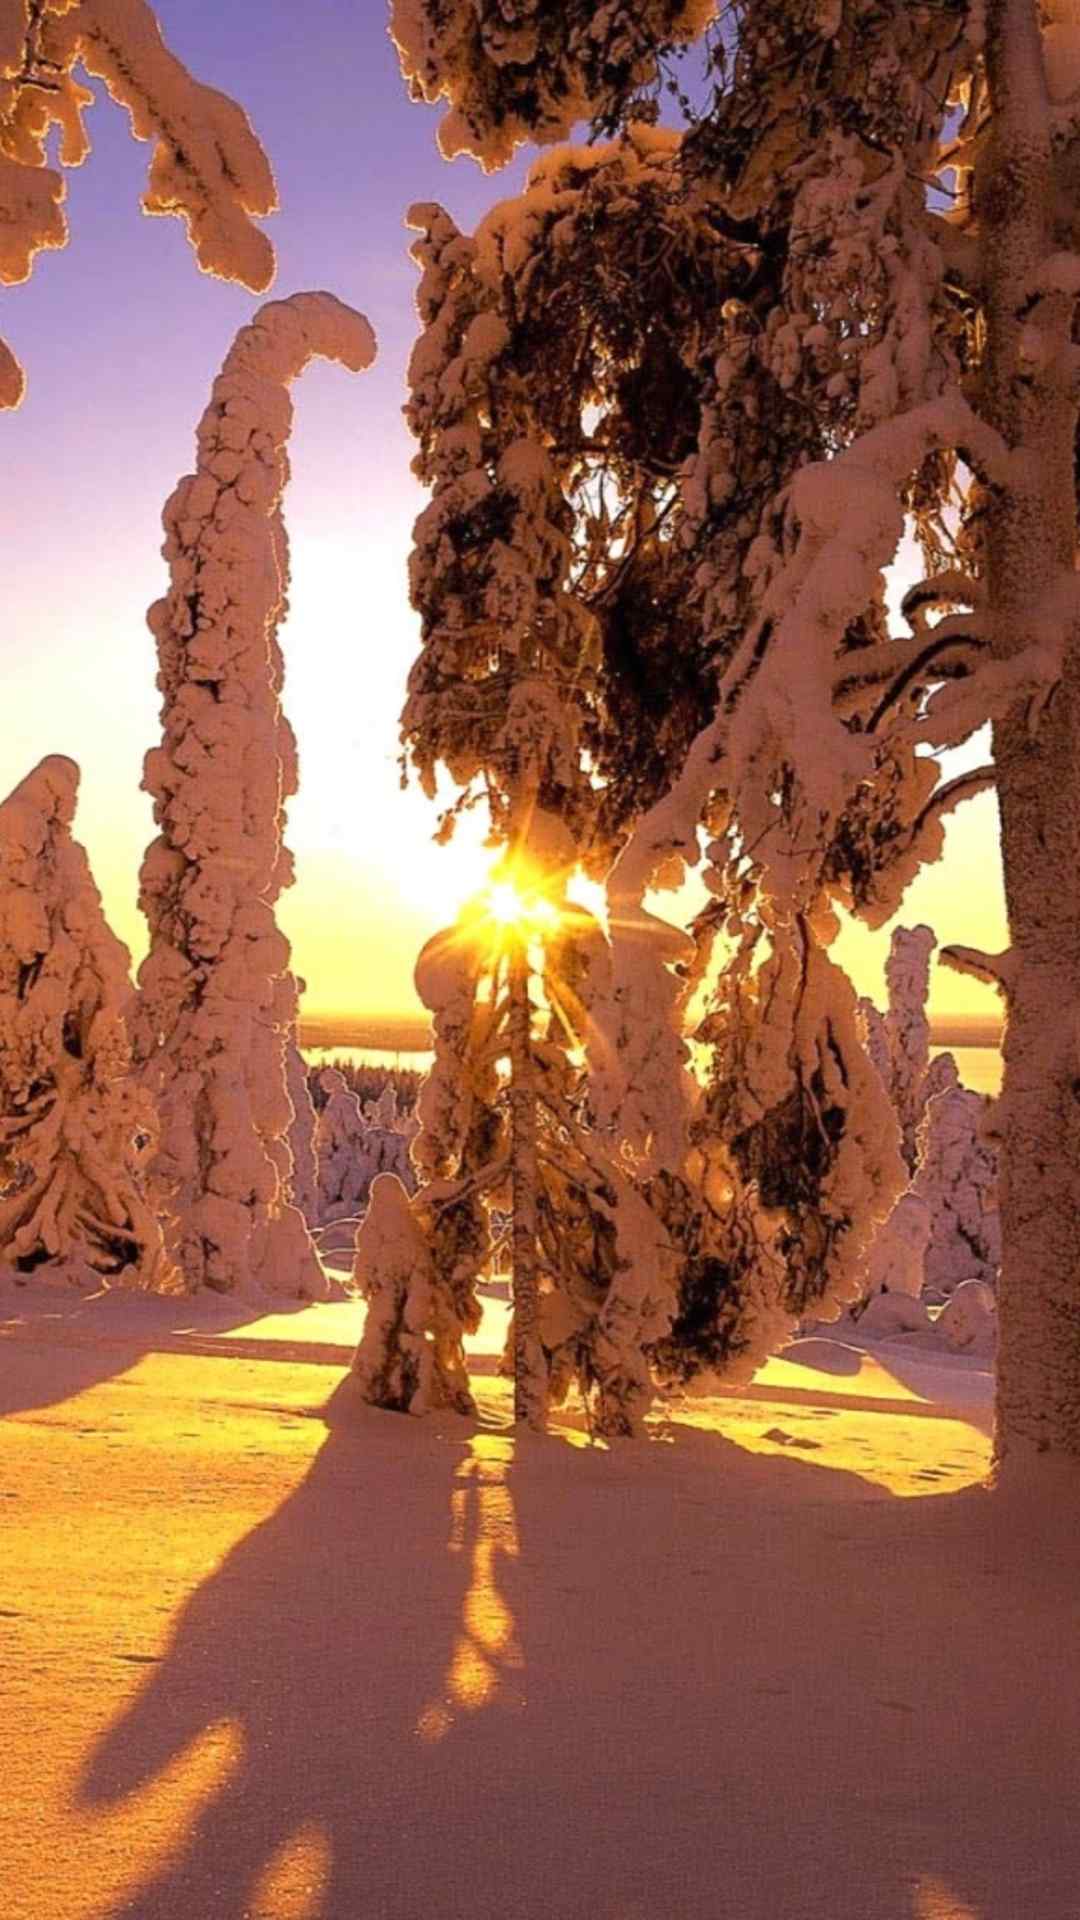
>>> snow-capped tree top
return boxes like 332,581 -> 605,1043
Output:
389,0 -> 715,170
137,291 -> 374,1295
0,754 -> 130,1013
0,0 -> 279,406
0,755 -> 169,1285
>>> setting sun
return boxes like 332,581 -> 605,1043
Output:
483,879 -> 559,933
5,4 -> 1079,1918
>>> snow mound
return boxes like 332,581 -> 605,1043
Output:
777,1336 -> 864,1376
937,1279 -> 996,1353
857,1290 -> 932,1337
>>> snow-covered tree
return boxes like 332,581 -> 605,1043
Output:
0,0 -> 277,407
386,57 -> 913,1412
0,756 -> 171,1287
136,292 -> 376,1296
861,1190 -> 933,1305
313,1069 -> 374,1223
353,843 -> 678,1435
352,163 -> 695,1432
351,917 -> 493,1419
857,926 -> 1000,1303
915,1079 -> 1001,1295
859,925 -> 938,1171
363,1082 -> 400,1132
284,989 -> 318,1227
392,0 -> 1080,1473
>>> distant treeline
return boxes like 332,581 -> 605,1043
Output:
307,1057 -> 423,1114
300,1015 -> 1000,1060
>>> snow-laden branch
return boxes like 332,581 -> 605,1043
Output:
940,943 -> 1017,998
136,293 -> 375,1296
389,0 -> 714,169
77,0 -> 276,287
0,0 -> 277,405
613,387 -> 1010,923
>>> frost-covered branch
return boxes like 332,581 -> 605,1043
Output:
389,0 -> 714,169
0,0 -> 277,406
940,943 -> 1017,999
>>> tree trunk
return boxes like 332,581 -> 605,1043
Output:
507,939 -> 546,1429
981,0 -> 1080,1470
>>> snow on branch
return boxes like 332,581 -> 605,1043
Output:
608,391 -> 1009,941
136,293 -> 375,1296
0,0 -> 277,405
78,0 -> 277,288
389,0 -> 715,170
940,944 -> 1017,999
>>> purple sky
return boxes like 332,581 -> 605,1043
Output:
0,2 -> 1005,1023
1,3 -> 536,1015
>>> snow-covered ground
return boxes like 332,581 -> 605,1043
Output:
3,1282 -> 1076,1920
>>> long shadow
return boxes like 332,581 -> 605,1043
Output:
77,1379 -> 488,1916
0,1287 -> 285,1420
74,1384 -> 1080,1920
499,1430 -> 1079,1920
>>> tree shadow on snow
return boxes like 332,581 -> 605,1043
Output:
77,1385 -> 1080,1920
0,1286 -> 278,1421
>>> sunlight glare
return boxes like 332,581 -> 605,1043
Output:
488,881 -> 530,926
488,881 -> 559,930
914,1876 -> 979,1920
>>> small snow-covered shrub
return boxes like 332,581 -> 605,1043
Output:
857,1290 -> 932,1338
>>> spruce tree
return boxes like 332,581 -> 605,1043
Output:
389,0 -> 1080,1472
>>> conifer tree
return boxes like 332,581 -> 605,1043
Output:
390,0 -> 1080,1472
0,757 -> 170,1286
351,166 -> 699,1431
352,838 -> 677,1435
380,48 -> 909,1413
137,293 -> 375,1296
859,925 -> 939,1173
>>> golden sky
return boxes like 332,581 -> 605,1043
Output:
0,5 -> 1007,1032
